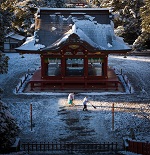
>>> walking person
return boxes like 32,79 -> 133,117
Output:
82,96 -> 89,111
68,93 -> 75,106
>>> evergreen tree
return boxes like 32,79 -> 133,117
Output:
100,0 -> 112,7
0,3 -> 13,39
0,52 -> 9,75
133,0 -> 150,50
0,101 -> 19,151
140,0 -> 150,33
0,51 -> 9,97
0,0 -> 66,36
101,0 -> 144,46
92,0 -> 101,7
0,10 -> 4,44
56,0 -> 65,7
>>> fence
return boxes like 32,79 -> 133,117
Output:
128,140 -> 150,155
15,69 -> 35,93
22,142 -> 118,153
114,68 -> 133,94
15,73 -> 29,93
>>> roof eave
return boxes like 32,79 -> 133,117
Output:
106,49 -> 132,54
15,49 -> 41,54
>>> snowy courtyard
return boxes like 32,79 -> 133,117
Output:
0,53 -> 150,151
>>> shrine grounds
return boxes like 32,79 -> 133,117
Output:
0,53 -> 150,154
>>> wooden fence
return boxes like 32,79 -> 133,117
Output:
15,69 -> 34,93
15,73 -> 29,93
22,142 -> 118,153
128,140 -> 150,155
114,68 -> 133,94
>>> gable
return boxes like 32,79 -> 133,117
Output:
41,33 -> 98,52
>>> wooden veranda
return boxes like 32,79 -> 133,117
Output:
29,67 -> 120,91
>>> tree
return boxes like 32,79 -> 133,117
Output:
0,12 -> 17,151
0,52 -> 9,74
114,0 -> 144,44
100,0 -> 112,7
0,52 -> 9,94
0,7 -> 12,43
140,0 -> 150,33
0,101 -> 19,152
56,0 -> 65,7
133,0 -> 150,50
100,0 -> 144,46
0,11 -> 5,43
92,0 -> 101,7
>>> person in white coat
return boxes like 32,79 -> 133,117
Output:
82,96 -> 89,111
68,93 -> 74,106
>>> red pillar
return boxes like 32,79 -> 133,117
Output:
103,55 -> 108,78
84,55 -> 88,77
61,55 -> 66,78
40,55 -> 45,79
41,55 -> 49,79
84,54 -> 88,89
61,52 -> 65,89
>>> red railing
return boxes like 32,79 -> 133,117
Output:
128,140 -> 150,155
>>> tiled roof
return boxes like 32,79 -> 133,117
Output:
6,32 -> 25,41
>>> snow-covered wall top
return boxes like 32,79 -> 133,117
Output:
16,8 -> 131,52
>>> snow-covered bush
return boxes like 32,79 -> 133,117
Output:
0,101 -> 19,151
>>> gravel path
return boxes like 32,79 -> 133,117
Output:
0,53 -> 150,152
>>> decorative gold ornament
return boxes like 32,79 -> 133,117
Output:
69,45 -> 79,49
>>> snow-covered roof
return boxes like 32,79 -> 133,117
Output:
44,19 -> 130,51
16,8 -> 131,53
16,36 -> 45,51
6,32 -> 25,41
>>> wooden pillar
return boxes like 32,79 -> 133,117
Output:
84,54 -> 88,89
40,55 -> 45,79
103,55 -> 108,78
84,55 -> 88,77
61,54 -> 66,89
41,55 -> 48,79
102,62 -> 105,76
61,54 -> 65,77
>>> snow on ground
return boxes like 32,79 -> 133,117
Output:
0,53 -> 150,151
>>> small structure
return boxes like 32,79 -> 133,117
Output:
4,32 -> 25,52
16,8 -> 131,91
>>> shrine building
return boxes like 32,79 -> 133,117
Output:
16,8 -> 131,91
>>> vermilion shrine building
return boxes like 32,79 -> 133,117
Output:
16,8 -> 131,91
